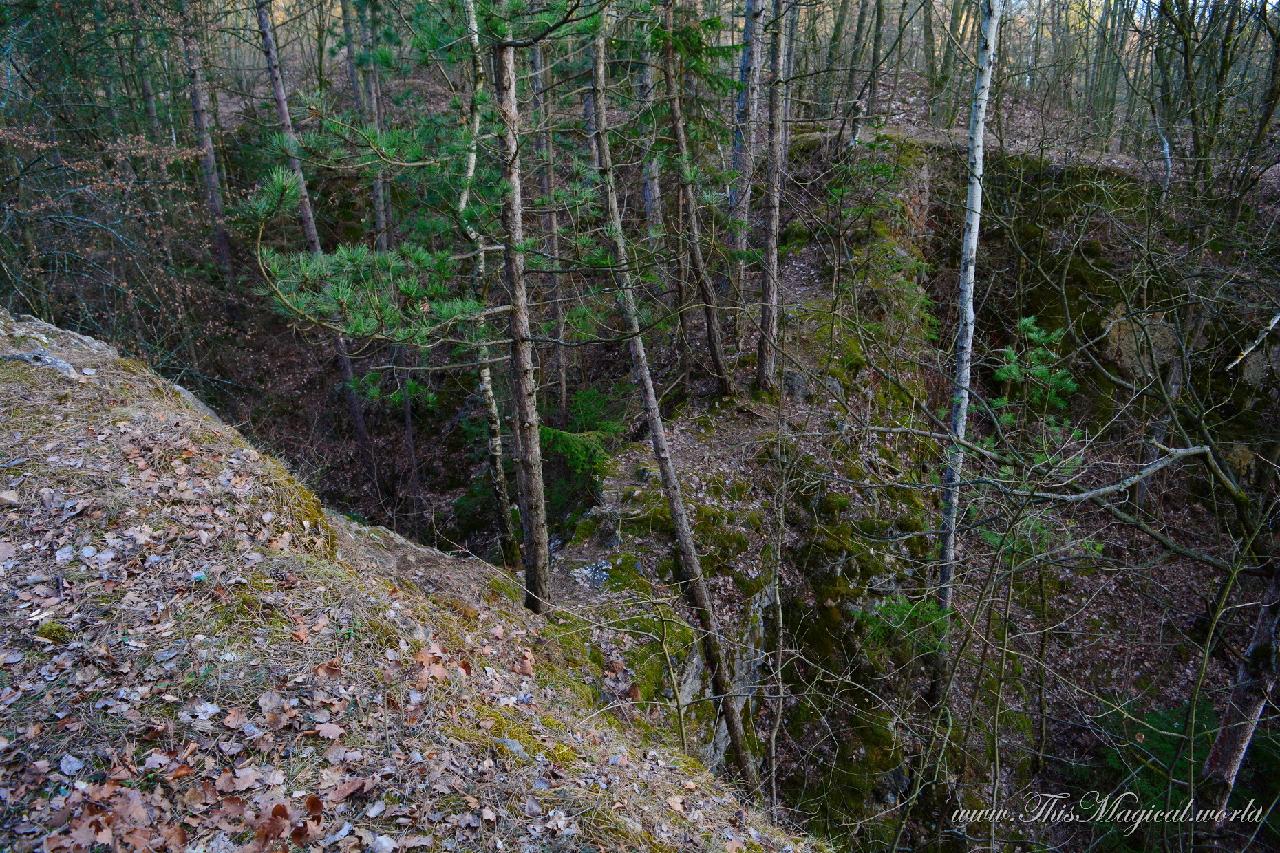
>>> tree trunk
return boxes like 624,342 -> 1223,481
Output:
781,0 -> 800,152
359,1 -> 391,252
494,41 -> 552,613
481,355 -> 521,569
128,0 -> 164,146
176,0 -> 233,283
530,43 -> 568,427
823,0 -> 854,112
461,0 -> 521,569
938,0 -> 1003,613
1201,563 -> 1280,820
755,0 -> 785,391
255,0 -> 375,482
865,0 -> 886,121
728,0 -> 762,341
662,0 -> 736,397
591,13 -> 760,790
338,0 -> 366,114
932,0 -> 966,126
256,0 -> 322,254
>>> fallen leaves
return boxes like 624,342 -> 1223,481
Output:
0,321 -> 802,853
314,722 -> 344,740
213,765 -> 260,793
326,776 -> 370,803
513,648 -> 535,677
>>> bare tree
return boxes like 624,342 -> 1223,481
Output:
755,0 -> 786,392
591,6 -> 761,791
176,0 -> 233,282
254,0 -> 375,480
938,0 -> 1004,612
662,0 -> 736,397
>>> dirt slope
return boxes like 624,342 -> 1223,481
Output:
0,310 -> 818,852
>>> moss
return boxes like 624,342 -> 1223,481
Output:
570,512 -> 602,545
791,521 -> 883,585
620,492 -> 675,537
817,491 -> 852,519
691,505 -> 751,577
605,553 -> 652,594
787,132 -> 829,163
750,384 -> 781,406
365,616 -> 401,649
486,573 -> 523,604
544,613 -> 594,668
447,706 -> 580,767
577,804 -> 683,853
36,620 -> 72,644
615,605 -> 697,706
259,457 -> 336,558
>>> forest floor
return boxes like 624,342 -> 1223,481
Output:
0,309 -> 822,852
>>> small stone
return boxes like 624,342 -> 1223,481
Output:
495,737 -> 527,758
0,490 -> 19,507
783,370 -> 810,401
59,754 -> 85,775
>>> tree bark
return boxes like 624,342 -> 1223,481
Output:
480,356 -> 521,568
938,0 -> 1003,613
591,13 -> 760,790
662,0 -> 736,397
128,0 -> 164,146
176,0 -> 233,283
865,0 -> 886,121
338,0 -> 366,114
530,43 -> 568,427
728,0 -> 762,340
494,41 -> 552,613
359,1 -> 391,252
823,0 -> 854,112
461,0 -> 520,569
1200,563 -> 1280,820
755,0 -> 785,391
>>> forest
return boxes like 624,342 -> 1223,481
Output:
2,0 -> 1280,849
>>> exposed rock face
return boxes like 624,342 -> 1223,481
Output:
0,310 -> 816,852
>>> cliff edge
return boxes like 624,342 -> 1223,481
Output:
0,310 -> 815,852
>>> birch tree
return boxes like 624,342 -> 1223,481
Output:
937,0 -> 1003,613
462,0 -> 521,569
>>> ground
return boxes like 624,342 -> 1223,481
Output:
0,309 -> 822,852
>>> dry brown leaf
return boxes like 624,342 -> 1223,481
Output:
315,723 -> 344,740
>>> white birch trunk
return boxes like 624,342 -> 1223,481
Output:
938,0 -> 1003,612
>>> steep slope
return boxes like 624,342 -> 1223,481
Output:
549,134 -> 942,843
0,310 -> 819,852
